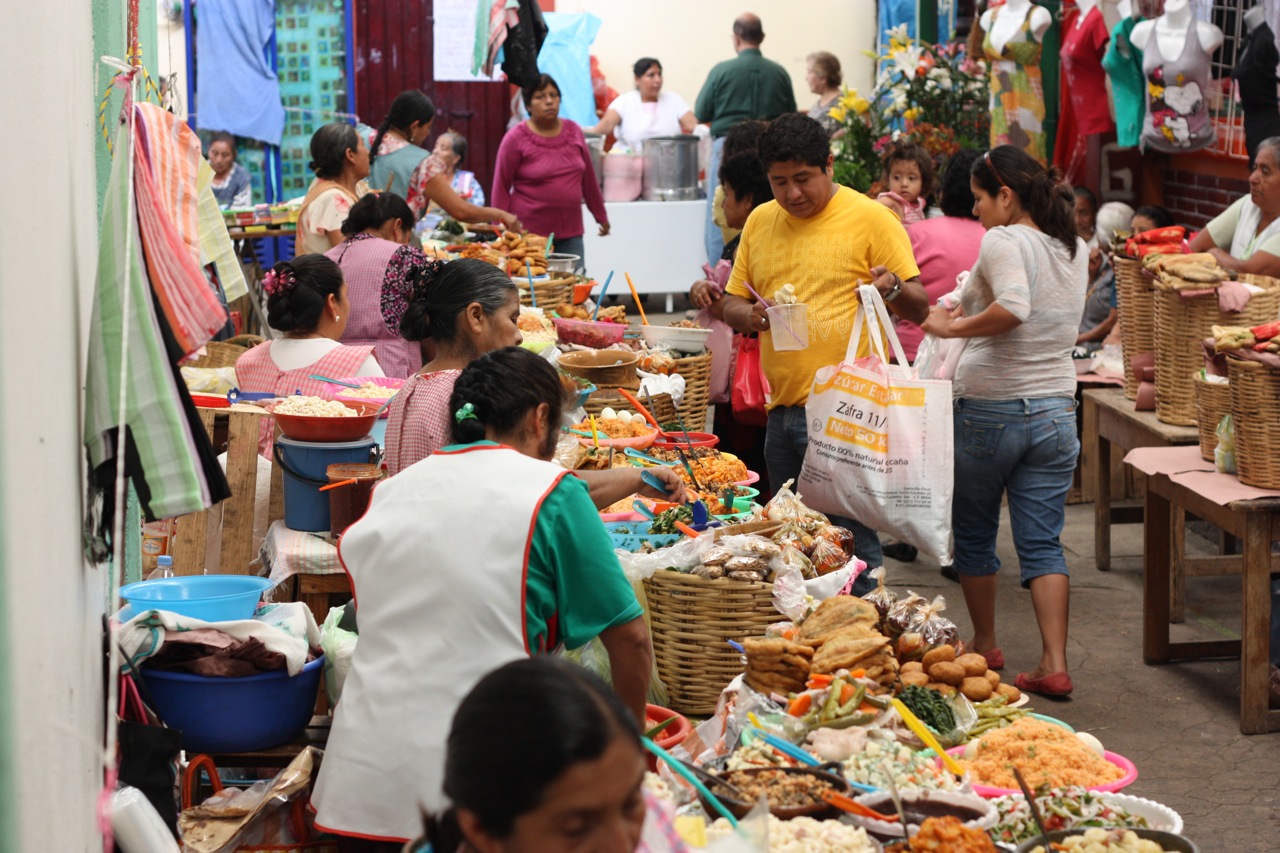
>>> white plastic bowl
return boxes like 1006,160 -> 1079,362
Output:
639,325 -> 712,354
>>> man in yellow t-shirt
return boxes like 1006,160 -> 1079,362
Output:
721,112 -> 926,585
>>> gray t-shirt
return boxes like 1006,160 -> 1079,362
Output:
954,226 -> 1089,400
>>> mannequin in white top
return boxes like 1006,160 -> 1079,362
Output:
980,0 -> 1053,51
1075,0 -> 1098,28
1243,5 -> 1265,34
1130,0 -> 1224,57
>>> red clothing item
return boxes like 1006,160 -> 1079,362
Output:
897,216 -> 986,362
1060,6 -> 1113,135
491,119 -> 608,239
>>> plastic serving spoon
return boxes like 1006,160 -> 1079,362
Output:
822,790 -> 899,823
624,447 -> 677,466
632,501 -> 656,520
309,374 -> 362,388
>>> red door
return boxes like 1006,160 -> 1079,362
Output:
353,0 -> 512,200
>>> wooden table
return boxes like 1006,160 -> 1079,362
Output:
1083,388 -> 1198,573
1138,464 -> 1280,734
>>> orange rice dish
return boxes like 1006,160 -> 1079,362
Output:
958,719 -> 1124,790
573,418 -> 656,439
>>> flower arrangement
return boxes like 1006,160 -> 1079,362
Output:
830,25 -> 990,194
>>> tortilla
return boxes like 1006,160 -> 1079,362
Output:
743,638 -> 813,658
811,633 -> 890,674
798,597 -> 879,643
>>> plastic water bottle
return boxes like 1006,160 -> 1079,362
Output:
146,555 -> 175,581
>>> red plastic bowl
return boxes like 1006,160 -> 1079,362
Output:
270,401 -> 380,442
553,317 -> 627,349
653,431 -> 720,450
644,704 -> 692,772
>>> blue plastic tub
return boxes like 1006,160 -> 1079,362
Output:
603,521 -> 682,552
140,656 -> 325,752
119,575 -> 273,622
274,435 -> 377,532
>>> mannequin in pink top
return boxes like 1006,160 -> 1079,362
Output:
492,74 -> 610,268
326,192 -> 441,379
234,254 -> 383,455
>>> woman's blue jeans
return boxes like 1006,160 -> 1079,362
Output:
952,397 -> 1079,588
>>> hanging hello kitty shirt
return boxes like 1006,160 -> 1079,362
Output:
1140,25 -> 1215,153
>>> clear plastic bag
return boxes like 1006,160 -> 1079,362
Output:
1215,413 -> 1237,474
901,595 -> 960,662
885,590 -> 928,641
861,566 -> 898,629
616,535 -> 713,582
319,605 -> 358,705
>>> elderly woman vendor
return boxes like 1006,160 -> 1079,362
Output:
311,347 -> 654,850
1189,137 -> 1280,277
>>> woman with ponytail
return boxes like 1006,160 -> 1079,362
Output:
921,145 -> 1087,698
361,89 -> 522,230
233,254 -> 383,454
312,350 -> 652,849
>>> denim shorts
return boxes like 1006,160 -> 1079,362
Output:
952,397 -> 1079,587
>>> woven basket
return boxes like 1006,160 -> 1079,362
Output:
1113,254 -> 1153,400
517,274 -> 573,309
1227,357 -> 1280,489
643,570 -> 778,714
672,351 -> 712,431
1153,277 -> 1280,425
582,391 -> 675,424
1193,374 -> 1231,461
185,340 -> 257,369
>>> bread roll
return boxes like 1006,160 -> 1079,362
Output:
960,676 -> 993,701
927,661 -> 966,686
921,644 -> 956,669
955,653 -> 988,677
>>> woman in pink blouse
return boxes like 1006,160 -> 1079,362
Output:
491,74 -> 610,268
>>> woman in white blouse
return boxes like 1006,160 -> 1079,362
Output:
587,58 -> 697,153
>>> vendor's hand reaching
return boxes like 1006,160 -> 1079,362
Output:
690,280 -> 722,310
636,466 -> 686,504
498,211 -> 524,233
599,221 -> 611,237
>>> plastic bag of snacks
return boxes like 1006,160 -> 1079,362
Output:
885,591 -> 928,642
897,595 -> 960,662
861,566 -> 898,631
692,534 -> 783,582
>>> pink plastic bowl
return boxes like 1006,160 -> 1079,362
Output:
942,747 -> 1138,798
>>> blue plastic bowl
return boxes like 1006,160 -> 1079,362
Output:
119,575 -> 273,623
575,383 -> 597,408
604,521 -> 682,552
139,656 -> 324,752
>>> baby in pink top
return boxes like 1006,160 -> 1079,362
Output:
876,141 -> 934,226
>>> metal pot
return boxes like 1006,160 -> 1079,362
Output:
642,135 -> 703,201
583,133 -> 605,189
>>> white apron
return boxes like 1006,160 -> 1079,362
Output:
311,444 -> 568,841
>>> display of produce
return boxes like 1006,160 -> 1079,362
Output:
1025,828 -> 1174,853
556,302 -> 628,324
885,815 -> 997,852
990,788 -> 1152,845
957,718 -> 1126,790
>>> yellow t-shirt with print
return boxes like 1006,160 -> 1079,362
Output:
725,185 -> 921,409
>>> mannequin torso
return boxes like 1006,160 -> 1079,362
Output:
1131,1 -> 1225,58
1244,6 -> 1265,34
1076,0 -> 1099,28
981,0 -> 1053,53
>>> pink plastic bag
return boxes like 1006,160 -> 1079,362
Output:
699,260 -> 735,404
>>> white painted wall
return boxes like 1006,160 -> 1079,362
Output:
0,0 -> 103,850
561,0 -> 880,117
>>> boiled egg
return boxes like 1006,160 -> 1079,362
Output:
1076,731 -> 1105,758
601,407 -> 617,420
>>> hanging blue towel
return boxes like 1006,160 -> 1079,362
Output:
196,0 -> 285,146
538,12 -> 601,127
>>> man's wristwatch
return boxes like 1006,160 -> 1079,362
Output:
883,274 -> 902,303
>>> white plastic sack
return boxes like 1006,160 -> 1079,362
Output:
798,285 -> 954,562
911,272 -> 968,381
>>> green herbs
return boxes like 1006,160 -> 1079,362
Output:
650,504 -> 693,535
898,685 -> 956,735
438,217 -> 466,236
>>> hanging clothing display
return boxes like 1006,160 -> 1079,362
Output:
196,159 -> 248,303
85,122 -> 230,553
1233,21 -> 1280,164
502,0 -> 549,88
1103,16 -> 1146,148
1140,26 -> 1215,153
1060,6 -> 1114,135
983,6 -> 1048,163
194,0 -> 285,146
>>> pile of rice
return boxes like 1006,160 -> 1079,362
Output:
959,718 -> 1124,790
274,396 -> 358,417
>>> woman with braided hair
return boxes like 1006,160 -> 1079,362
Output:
361,90 -> 522,229
233,254 -> 384,454
312,346 -> 654,849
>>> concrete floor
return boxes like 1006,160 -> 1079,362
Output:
645,298 -> 1280,848
883,504 -> 1280,851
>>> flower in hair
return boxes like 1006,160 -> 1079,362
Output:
262,268 -> 296,297
454,402 -> 479,424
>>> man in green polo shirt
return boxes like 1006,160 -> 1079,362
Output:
696,13 -> 796,263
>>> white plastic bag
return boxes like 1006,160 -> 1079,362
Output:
911,274 -> 968,381
798,285 -> 955,562
320,605 -> 358,705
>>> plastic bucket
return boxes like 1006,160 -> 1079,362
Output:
767,303 -> 809,351
274,435 -> 377,532
327,463 -> 383,537
140,656 -> 324,752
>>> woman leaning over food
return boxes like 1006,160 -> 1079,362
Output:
921,145 -> 1087,698
384,258 -> 684,503
363,90 -> 521,229
325,192 -> 440,379
586,57 -> 697,153
297,123 -> 370,254
492,74 -> 610,267
235,254 -> 383,455
311,347 -> 653,851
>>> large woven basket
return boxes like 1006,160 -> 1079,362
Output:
1227,357 -> 1280,489
582,391 -> 675,424
1113,254 -> 1153,400
643,569 -> 778,714
1153,276 -> 1280,425
1193,374 -> 1231,461
672,351 -> 712,431
185,339 -> 259,369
